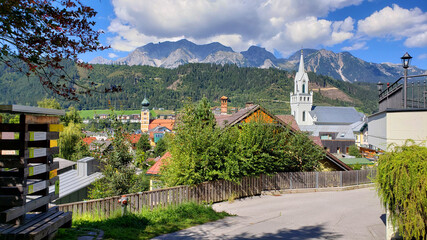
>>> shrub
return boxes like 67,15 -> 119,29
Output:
375,141 -> 427,239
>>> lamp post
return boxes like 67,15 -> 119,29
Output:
401,52 -> 412,109
377,81 -> 384,96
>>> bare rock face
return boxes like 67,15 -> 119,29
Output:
89,56 -> 113,65
116,49 -> 158,67
202,51 -> 247,66
89,39 -> 426,83
160,48 -> 198,69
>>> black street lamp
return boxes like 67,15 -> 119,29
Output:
401,52 -> 412,108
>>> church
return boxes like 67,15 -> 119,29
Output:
290,50 -> 368,154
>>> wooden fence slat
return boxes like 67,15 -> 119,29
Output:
56,169 -> 375,217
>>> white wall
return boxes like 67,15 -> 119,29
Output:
368,110 -> 427,151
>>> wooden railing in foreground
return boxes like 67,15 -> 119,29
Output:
57,169 -> 376,216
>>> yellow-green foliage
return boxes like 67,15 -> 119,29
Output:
376,141 -> 427,240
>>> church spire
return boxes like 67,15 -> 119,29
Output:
298,49 -> 305,73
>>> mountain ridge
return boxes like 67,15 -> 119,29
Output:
90,39 -> 426,83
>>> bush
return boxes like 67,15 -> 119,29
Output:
375,141 -> 427,239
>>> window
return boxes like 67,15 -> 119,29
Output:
337,147 -> 341,154
302,84 -> 305,93
302,111 -> 306,121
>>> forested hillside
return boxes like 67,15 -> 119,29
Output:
0,63 -> 378,114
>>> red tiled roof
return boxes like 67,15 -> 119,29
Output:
276,115 -> 300,131
82,137 -> 96,145
149,119 -> 175,131
309,136 -> 323,147
126,134 -> 141,144
146,152 -> 171,175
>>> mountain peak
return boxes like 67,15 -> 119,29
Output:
241,45 -> 276,67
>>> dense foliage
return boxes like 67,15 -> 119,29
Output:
89,113 -> 149,199
0,0 -> 115,100
376,141 -> 427,239
161,98 -> 325,186
0,63 -> 378,114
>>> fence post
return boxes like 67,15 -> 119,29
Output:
340,171 -> 343,187
356,170 -> 359,185
290,173 -> 293,189
316,172 -> 319,189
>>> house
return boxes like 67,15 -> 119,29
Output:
214,103 -> 351,171
368,71 -> 427,150
146,152 -> 171,190
290,50 -> 367,154
148,125 -> 172,145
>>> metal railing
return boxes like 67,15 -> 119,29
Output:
379,74 -> 427,110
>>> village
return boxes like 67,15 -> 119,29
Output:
0,1 -> 426,240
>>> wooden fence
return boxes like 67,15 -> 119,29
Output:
57,169 -> 376,216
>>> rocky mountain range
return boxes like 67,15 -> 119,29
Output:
90,39 -> 426,83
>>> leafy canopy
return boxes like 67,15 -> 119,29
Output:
376,141 -> 427,240
162,98 -> 324,186
0,0 -> 120,100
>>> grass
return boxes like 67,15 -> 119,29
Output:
55,202 -> 230,240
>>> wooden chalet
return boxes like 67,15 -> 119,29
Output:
214,104 -> 352,171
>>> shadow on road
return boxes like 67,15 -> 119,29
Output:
230,224 -> 343,239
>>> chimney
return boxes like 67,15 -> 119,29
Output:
77,157 -> 99,177
246,102 -> 254,108
220,96 -> 228,115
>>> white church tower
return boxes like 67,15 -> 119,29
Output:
290,50 -> 313,125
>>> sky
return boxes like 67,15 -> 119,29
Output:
80,0 -> 427,69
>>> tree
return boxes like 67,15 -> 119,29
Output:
58,122 -> 86,161
61,106 -> 82,126
376,141 -> 427,240
0,0 -> 120,100
88,113 -> 149,198
153,137 -> 167,157
161,98 -> 324,186
348,145 -> 361,157
37,98 -> 61,109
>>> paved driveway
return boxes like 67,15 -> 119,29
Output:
154,187 -> 386,239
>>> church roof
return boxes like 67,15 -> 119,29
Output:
141,97 -> 150,107
276,115 -> 300,131
310,106 -> 364,125
299,124 -> 355,140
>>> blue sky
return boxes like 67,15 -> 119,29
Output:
81,0 -> 427,69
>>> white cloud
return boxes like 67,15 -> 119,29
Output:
357,4 -> 427,47
108,53 -> 119,58
418,53 -> 427,59
265,17 -> 354,55
342,41 -> 367,51
107,0 -> 362,54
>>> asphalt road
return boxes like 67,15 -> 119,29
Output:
154,187 -> 386,239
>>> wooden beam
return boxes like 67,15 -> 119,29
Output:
0,140 -> 20,150
25,115 -> 60,124
0,193 -> 55,223
0,195 -> 24,207
0,157 -> 25,168
1,207 -> 59,235
0,105 -> 65,116
0,124 -> 24,132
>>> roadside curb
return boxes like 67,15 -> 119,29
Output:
261,183 -> 375,195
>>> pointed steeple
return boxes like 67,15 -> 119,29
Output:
298,49 -> 305,73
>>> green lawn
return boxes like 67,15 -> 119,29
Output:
55,202 -> 230,240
